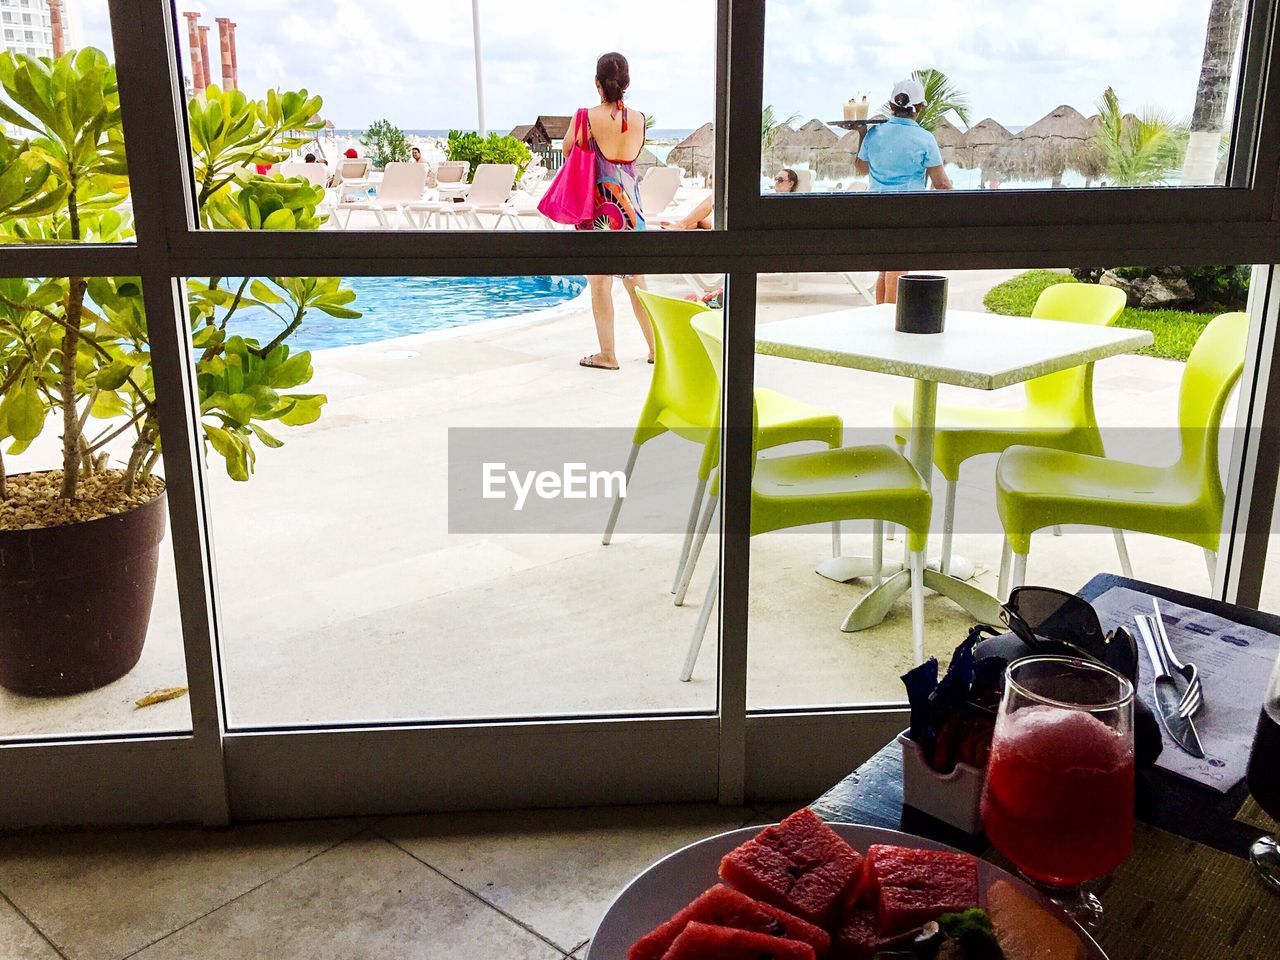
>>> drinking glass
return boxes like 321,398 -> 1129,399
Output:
1246,647 -> 1280,891
981,656 -> 1135,929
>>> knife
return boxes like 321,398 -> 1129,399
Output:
1134,615 -> 1205,758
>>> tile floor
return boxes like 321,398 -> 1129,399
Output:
0,802 -> 807,960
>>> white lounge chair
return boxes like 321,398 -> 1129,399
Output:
278,161 -> 329,188
340,158 -> 371,179
649,187 -> 713,228
434,161 -> 471,202
638,166 -> 682,220
519,163 -> 547,195
795,168 -> 816,192
409,163 -> 517,229
334,158 -> 373,199
333,162 -> 427,229
485,172 -> 554,230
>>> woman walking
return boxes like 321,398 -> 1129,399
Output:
568,52 -> 655,370
855,78 -> 953,302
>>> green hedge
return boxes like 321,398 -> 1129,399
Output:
983,270 -> 1212,362
445,131 -> 532,182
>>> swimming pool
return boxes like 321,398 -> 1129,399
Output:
229,275 -> 587,352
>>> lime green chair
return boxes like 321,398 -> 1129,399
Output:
604,289 -> 844,593
675,311 -> 932,681
890,283 -> 1128,575
996,311 -> 1249,597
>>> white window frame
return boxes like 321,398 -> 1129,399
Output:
3,0 -> 1280,828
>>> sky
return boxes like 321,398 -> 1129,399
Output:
72,1 -> 1230,132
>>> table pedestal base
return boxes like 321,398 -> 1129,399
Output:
840,567 -> 1001,632
816,556 -> 903,583
931,555 -> 977,581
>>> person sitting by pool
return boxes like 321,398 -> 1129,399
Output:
661,194 -> 713,230
855,78 -> 953,303
774,168 -> 800,193
660,168 -> 798,232
411,146 -> 424,163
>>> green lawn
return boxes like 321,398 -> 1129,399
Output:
983,270 -> 1214,362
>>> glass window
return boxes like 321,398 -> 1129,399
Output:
0,276 -> 192,740
188,270 -> 720,727
0,26 -> 131,245
745,265 -> 1250,710
171,1 -> 717,232
762,0 -> 1250,193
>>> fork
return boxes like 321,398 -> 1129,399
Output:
1151,600 -> 1203,718
1138,613 -> 1201,718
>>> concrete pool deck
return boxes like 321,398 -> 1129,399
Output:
1,270 -> 1237,738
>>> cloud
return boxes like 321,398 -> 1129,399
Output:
764,0 -> 1223,126
73,0 -> 1233,132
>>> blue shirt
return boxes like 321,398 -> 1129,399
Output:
858,117 -> 943,193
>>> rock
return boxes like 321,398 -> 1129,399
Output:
1098,269 -> 1132,302
1099,269 -> 1194,309
1135,275 -> 1194,309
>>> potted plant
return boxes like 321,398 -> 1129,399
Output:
0,49 -> 360,695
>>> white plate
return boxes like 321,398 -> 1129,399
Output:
588,822 -> 1108,960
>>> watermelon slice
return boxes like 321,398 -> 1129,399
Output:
661,921 -> 817,960
863,845 -> 978,936
718,808 -> 864,926
830,905 -> 881,960
628,884 -> 831,960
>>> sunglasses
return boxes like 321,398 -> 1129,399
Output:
775,175 -> 791,183
1001,586 -> 1138,682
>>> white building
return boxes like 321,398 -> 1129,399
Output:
1,0 -> 57,59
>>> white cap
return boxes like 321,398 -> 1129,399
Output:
890,78 -> 926,109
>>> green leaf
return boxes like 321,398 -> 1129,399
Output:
313,303 -> 362,319
248,422 -> 285,448
90,390 -> 127,419
269,351 -> 313,388
95,358 -> 133,390
0,374 -> 45,442
249,279 -> 284,303
223,392 -> 257,425
204,424 -> 251,480
276,393 -> 326,426
261,207 -> 296,231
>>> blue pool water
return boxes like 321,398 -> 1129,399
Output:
228,275 -> 586,352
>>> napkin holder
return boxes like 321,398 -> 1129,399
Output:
895,275 -> 948,334
898,731 -> 987,834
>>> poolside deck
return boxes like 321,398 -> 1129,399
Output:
2,271 -> 1233,738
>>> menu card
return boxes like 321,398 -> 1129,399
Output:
1092,586 -> 1278,792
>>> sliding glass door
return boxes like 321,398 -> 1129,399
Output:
5,0 -> 1280,826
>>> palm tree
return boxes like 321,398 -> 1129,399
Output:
1093,87 -> 1188,187
1184,0 -> 1246,184
891,69 -> 970,133
761,104 -> 800,150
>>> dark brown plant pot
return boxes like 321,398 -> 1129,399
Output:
0,479 -> 167,696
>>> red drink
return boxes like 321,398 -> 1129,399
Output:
982,703 -> 1135,887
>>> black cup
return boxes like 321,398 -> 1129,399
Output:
895,274 -> 948,334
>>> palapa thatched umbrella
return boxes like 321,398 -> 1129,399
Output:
957,118 -> 1015,180
666,122 -> 714,181
634,147 -> 665,176
999,105 -> 1097,186
930,118 -> 964,165
768,118 -> 845,178
807,129 -> 861,180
